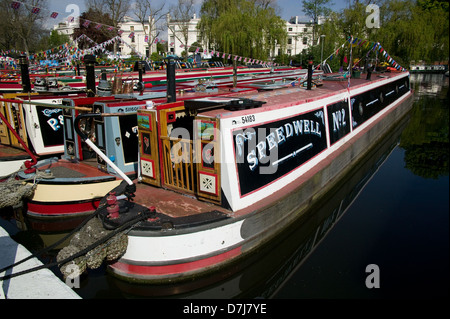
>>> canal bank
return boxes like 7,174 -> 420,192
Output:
0,223 -> 80,299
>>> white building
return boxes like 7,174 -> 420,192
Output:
167,13 -> 201,57
52,18 -> 79,38
118,16 -> 157,57
281,16 -> 316,56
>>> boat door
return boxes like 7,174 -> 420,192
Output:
138,104 -> 221,205
194,116 -> 221,204
137,109 -> 161,187
0,93 -> 37,149
159,103 -> 196,194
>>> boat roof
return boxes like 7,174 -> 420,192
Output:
194,72 -> 407,119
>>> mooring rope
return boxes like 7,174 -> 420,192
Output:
0,209 -> 151,281
0,180 -> 138,278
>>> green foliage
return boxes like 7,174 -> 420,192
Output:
150,51 -> 162,61
400,85 -> 449,179
48,30 -> 71,48
317,0 -> 449,66
198,0 -> 287,62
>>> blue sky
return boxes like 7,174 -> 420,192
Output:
47,0 -> 349,23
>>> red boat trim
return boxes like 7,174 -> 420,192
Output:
27,199 -> 100,217
110,246 -> 242,277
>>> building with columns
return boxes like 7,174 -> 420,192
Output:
166,13 -> 201,58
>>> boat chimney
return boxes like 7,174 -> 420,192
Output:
84,54 -> 97,97
307,57 -> 313,90
166,56 -> 176,103
19,54 -> 31,93
137,61 -> 145,95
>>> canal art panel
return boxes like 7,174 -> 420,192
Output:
351,77 -> 410,129
327,100 -> 351,145
234,108 -> 327,196
36,106 -> 64,147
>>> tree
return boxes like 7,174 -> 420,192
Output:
301,0 -> 333,46
72,8 -> 116,51
48,29 -> 71,48
85,0 -> 131,53
167,0 -> 196,56
133,0 -> 167,56
0,0 -> 48,53
198,0 -> 287,62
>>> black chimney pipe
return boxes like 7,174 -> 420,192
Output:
84,55 -> 96,97
19,55 -> 31,93
307,58 -> 313,90
166,56 -> 176,103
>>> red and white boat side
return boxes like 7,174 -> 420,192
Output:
108,71 -> 414,283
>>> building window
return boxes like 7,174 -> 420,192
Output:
288,27 -> 292,31
288,38 -> 292,45
130,26 -> 134,31
303,28 -> 308,32
303,37 -> 308,45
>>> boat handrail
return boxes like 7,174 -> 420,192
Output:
0,97 -> 92,112
0,110 -> 37,173
73,113 -> 134,186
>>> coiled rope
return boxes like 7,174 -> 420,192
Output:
0,209 -> 151,281
0,169 -> 53,210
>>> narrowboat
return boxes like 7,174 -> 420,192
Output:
51,67 -> 412,284
14,53 -> 413,283
15,57 -> 308,219
100,70 -> 413,283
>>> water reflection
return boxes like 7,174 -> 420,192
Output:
401,74 -> 449,179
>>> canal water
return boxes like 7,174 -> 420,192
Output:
1,73 -> 448,300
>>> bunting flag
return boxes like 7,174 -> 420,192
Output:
31,7 -> 40,14
67,16 -> 74,23
11,1 -> 20,9
154,38 -> 159,44
329,36 -> 407,72
95,23 -> 102,30
144,35 -> 148,43
82,20 -> 91,28
50,12 -> 58,19
129,32 -> 135,39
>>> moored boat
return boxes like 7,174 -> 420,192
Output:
101,70 -> 413,283
8,51 -> 413,284
39,60 -> 413,284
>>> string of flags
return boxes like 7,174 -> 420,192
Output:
6,0 -> 277,66
323,36 -> 405,72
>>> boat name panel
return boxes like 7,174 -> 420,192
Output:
34,100 -> 64,147
233,108 -> 327,196
327,100 -> 351,145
